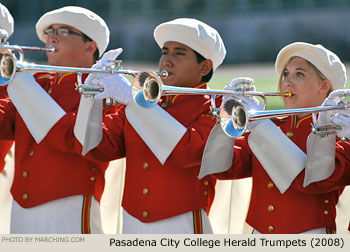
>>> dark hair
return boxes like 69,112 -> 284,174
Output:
194,50 -> 213,83
82,34 -> 99,62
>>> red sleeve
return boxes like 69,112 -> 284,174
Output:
0,86 -> 8,99
0,98 -> 16,141
47,106 -> 127,163
0,98 -> 16,173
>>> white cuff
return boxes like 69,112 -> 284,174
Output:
125,99 -> 186,165
198,123 -> 235,179
74,96 -> 103,155
248,119 -> 306,194
304,133 -> 336,187
7,72 -> 66,143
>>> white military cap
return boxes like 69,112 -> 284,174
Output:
0,3 -> 14,37
154,18 -> 226,71
275,42 -> 347,90
36,6 -> 109,57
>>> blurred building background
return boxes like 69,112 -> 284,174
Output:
2,0 -> 350,64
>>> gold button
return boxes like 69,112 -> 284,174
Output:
90,176 -> 96,181
160,102 -> 168,108
268,225 -> 275,232
90,167 -> 97,172
143,188 -> 149,195
142,211 -> 149,218
29,150 -> 35,156
203,180 -> 209,186
267,205 -> 274,212
202,191 -> 208,196
143,163 -> 149,170
324,210 -> 329,215
22,171 -> 28,178
286,131 -> 294,138
324,199 -> 329,204
22,193 -> 29,200
48,88 -> 53,94
267,182 -> 274,189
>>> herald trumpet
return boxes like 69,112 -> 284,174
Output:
0,44 -> 55,62
0,48 -> 168,88
131,71 -> 291,108
219,98 -> 350,139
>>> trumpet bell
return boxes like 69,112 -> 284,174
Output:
132,71 -> 163,108
0,49 -> 16,86
220,99 -> 248,138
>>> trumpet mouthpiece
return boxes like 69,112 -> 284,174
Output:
47,46 -> 55,52
159,70 -> 168,78
283,90 -> 292,98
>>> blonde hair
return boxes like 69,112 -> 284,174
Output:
278,56 -> 333,95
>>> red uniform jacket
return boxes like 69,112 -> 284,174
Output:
0,73 -> 116,208
0,86 -> 13,173
216,115 -> 350,234
48,83 -> 218,222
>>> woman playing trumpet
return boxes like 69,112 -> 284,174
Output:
200,42 -> 350,234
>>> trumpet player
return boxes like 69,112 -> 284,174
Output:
77,18 -> 226,234
200,42 -> 350,234
0,6 -> 117,233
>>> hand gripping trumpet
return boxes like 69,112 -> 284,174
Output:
218,94 -> 350,139
131,71 -> 291,109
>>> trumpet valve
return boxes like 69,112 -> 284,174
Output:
106,60 -> 122,72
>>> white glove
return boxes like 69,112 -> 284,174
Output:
318,89 -> 350,124
222,77 -> 254,106
240,95 -> 264,131
85,48 -> 123,84
318,97 -> 337,124
92,75 -> 132,104
84,48 -> 132,104
330,113 -> 350,139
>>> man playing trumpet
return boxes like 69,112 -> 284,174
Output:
0,6 -> 117,233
